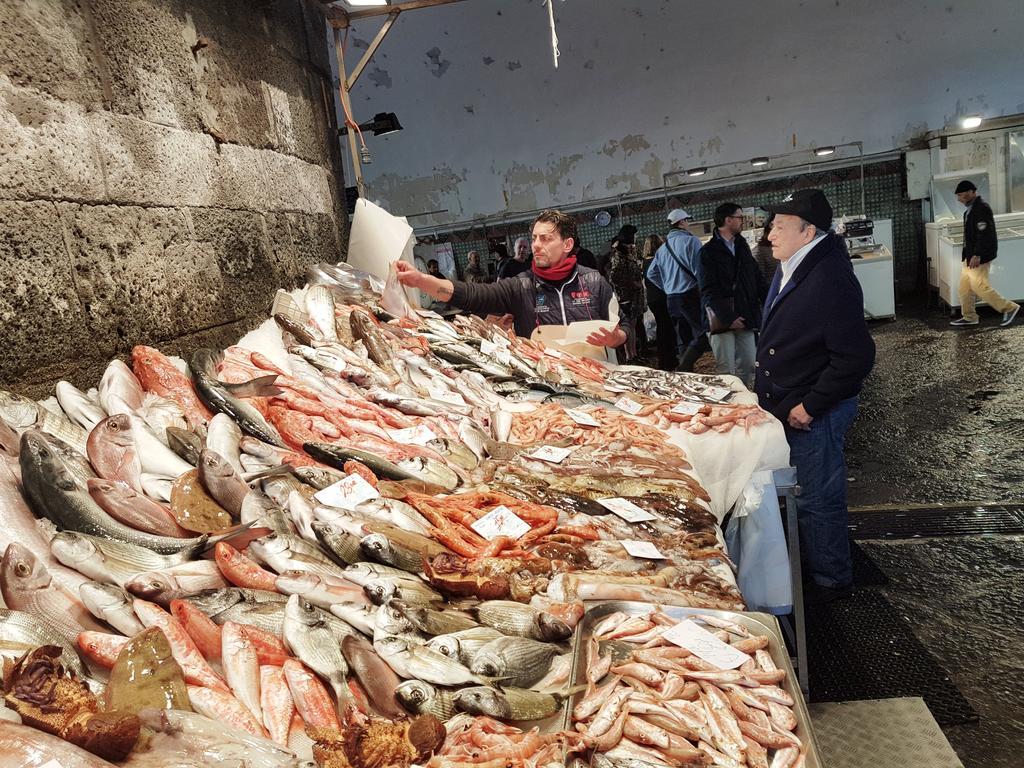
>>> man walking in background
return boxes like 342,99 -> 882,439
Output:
950,180 -> 1019,327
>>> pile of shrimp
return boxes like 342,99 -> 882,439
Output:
571,609 -> 808,768
403,490 -> 560,559
429,714 -> 585,768
651,402 -> 774,435
509,404 -> 683,457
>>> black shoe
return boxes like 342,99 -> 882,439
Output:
804,582 -> 855,606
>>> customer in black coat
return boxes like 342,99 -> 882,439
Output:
699,203 -> 767,386
757,189 -> 875,605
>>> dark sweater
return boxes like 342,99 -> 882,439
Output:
755,233 -> 875,420
699,231 -> 768,331
963,196 -> 998,263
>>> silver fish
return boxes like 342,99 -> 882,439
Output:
55,381 -> 106,431
364,577 -> 442,607
453,686 -> 563,722
305,284 -> 339,342
473,600 -> 573,642
248,533 -> 346,580
98,359 -> 144,416
425,438 -> 479,471
0,390 -> 89,455
275,570 -> 368,610
313,522 -> 365,567
293,465 -> 346,491
187,587 -> 287,617
124,560 -> 229,605
283,595 -> 351,710
374,635 -> 480,686
131,414 -> 194,480
0,608 -> 95,685
79,582 -> 145,636
359,533 -> 425,574
469,636 -> 562,688
304,443 -> 459,492
207,413 -> 245,477
329,601 -> 377,636
50,529 -> 199,585
425,626 -> 504,666
198,448 -> 251,517
354,498 -> 431,536
19,430 -> 207,557
395,679 -> 458,721
390,599 -> 478,636
189,349 -> 286,447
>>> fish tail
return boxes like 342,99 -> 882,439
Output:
222,374 -> 283,399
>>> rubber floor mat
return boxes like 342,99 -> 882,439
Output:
806,589 -> 978,727
848,505 -> 1024,540
850,539 -> 889,587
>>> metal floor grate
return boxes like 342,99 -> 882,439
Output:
848,505 -> 1024,540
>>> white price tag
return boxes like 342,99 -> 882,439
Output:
314,474 -> 380,510
492,335 -> 512,348
597,497 -> 658,522
429,388 -> 467,407
416,309 -> 444,320
543,346 -> 565,359
621,540 -> 666,559
671,401 -> 702,416
615,397 -> 643,415
387,425 -> 438,446
470,505 -> 532,541
704,386 -> 732,402
527,445 -> 574,464
479,339 -> 497,356
662,619 -> 751,670
565,408 -> 601,427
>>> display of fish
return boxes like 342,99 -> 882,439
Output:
189,349 -> 286,447
304,442 -> 460,492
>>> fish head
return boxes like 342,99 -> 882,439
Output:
364,579 -> 396,606
86,477 -> 134,500
187,588 -> 243,616
98,414 -> 134,445
239,436 -> 273,459
199,449 -> 235,481
284,593 -> 322,627
536,612 -> 573,643
125,571 -> 178,602
468,651 -> 504,679
50,531 -> 100,566
359,533 -> 389,561
395,679 -> 435,710
425,438 -> 449,454
454,686 -> 501,712
376,600 -> 413,635
0,543 -> 50,597
0,391 -> 38,430
247,533 -> 288,563
374,635 -> 407,657
425,635 -> 460,659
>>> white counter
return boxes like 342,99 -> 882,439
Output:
851,249 -> 896,319
926,212 -> 1024,309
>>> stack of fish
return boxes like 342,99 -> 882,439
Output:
0,261 -> 779,766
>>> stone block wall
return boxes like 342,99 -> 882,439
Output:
0,0 -> 346,397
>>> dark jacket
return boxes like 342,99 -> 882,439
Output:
754,233 -> 875,420
963,196 -> 998,263
699,231 -> 768,331
450,266 -> 624,338
496,257 -> 531,280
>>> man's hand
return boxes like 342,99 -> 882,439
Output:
787,403 -> 813,431
969,255 -> 980,268
586,326 -> 628,348
395,261 -> 453,301
729,317 -> 746,331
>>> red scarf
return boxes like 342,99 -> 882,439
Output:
532,254 -> 577,282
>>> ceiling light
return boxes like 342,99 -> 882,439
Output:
346,0 -> 388,6
687,168 -> 707,177
339,112 -> 403,137
814,146 -> 835,156
960,115 -> 982,129
750,157 -> 769,167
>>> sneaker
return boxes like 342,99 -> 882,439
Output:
950,317 -> 979,326
1001,305 -> 1020,327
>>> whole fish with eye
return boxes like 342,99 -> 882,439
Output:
312,522 -> 365,567
453,686 -> 564,722
349,308 -> 398,373
374,635 -> 481,687
359,523 -> 452,572
282,595 -> 352,713
389,599 -> 478,636
131,344 -> 214,430
353,497 -> 432,536
472,600 -> 573,642
124,560 -> 228,606
21,433 -> 215,555
340,634 -> 406,720
395,680 -> 458,722
425,438 -> 479,471
0,389 -> 89,456
304,443 -> 459,492
189,349 -> 286,448
468,636 -> 563,688
197,449 -> 254,518
79,583 -> 145,637
0,543 -> 109,646
275,570 -> 370,610
50,530 -> 202,586
247,532 -> 347,580
102,626 -> 191,715
425,626 -> 504,667
87,478 -> 190,539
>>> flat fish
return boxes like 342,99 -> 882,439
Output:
170,469 -> 234,533
102,626 -> 191,714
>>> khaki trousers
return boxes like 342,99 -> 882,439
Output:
958,262 -> 1018,321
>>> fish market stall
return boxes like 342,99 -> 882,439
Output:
0,257 -> 814,768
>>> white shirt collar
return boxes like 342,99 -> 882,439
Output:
779,234 -> 826,291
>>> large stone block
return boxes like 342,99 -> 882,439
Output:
91,111 -> 219,208
0,76 -> 107,203
0,0 -> 106,107
88,0 -> 202,129
56,203 -> 231,352
0,201 -> 100,387
287,212 -> 342,267
261,152 -> 333,215
211,143 -> 272,211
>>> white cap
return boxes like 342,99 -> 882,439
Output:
667,209 -> 692,224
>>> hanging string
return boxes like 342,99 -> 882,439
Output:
546,0 -> 560,69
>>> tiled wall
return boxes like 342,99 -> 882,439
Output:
420,159 -> 923,294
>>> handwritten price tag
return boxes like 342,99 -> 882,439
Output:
387,425 -> 438,446
671,401 -> 702,416
492,335 -> 512,348
471,506 -> 532,541
314,474 -> 380,510
615,397 -> 643,415
565,408 -> 601,427
527,445 -> 574,464
621,540 -> 666,559
663,619 -> 751,670
597,497 -> 659,522
704,386 -> 732,402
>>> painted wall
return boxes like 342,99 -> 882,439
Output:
348,0 -> 1024,228
0,0 -> 345,396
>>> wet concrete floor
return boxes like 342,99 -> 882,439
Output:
843,298 -> 1023,768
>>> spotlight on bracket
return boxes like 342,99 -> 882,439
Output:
686,168 -> 707,177
339,112 -> 403,137
960,115 -> 982,129
814,146 -> 836,156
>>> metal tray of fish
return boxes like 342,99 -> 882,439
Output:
563,601 -> 821,768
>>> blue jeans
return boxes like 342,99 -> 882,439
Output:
785,396 -> 858,589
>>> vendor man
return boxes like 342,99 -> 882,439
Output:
756,189 -> 875,605
396,209 -> 627,348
